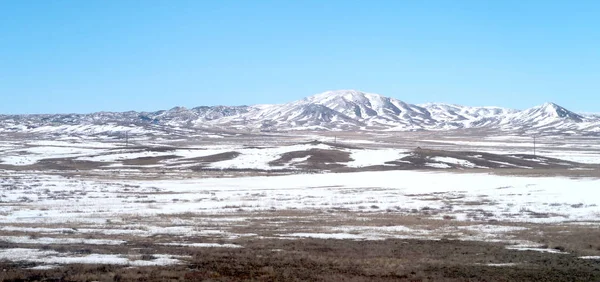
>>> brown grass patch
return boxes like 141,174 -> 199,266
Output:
1,238 -> 598,282
269,148 -> 352,170
122,155 -> 180,166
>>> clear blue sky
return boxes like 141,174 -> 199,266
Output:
1,0 -> 599,114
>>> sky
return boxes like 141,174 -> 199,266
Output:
1,0 -> 599,114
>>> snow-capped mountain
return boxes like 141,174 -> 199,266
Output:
506,103 -> 583,125
221,90 -> 437,131
1,90 -> 599,135
419,103 -> 518,128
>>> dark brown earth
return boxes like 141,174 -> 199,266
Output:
387,148 -> 586,170
122,155 -> 179,166
270,148 -> 353,170
1,238 -> 599,282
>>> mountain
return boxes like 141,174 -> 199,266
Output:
225,90 -> 437,131
498,102 -> 600,134
420,103 -> 517,127
1,90 -> 599,136
506,102 -> 583,125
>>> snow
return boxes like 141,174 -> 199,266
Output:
423,140 -> 534,148
160,243 -> 242,248
485,263 -> 519,267
420,139 -> 600,164
333,226 -> 413,233
3,131 -> 599,174
1,146 -> 105,165
209,143 -> 332,170
506,246 -> 568,254
457,225 -> 528,234
3,170 -> 598,226
324,225 -> 531,243
0,248 -> 183,266
0,236 -> 125,245
28,265 -> 60,270
425,163 -> 452,168
24,140 -> 121,148
283,233 -> 367,240
339,139 -> 378,144
27,124 -> 155,135
0,226 -> 249,239
347,149 -> 410,167
0,166 -> 599,266
432,157 -> 479,168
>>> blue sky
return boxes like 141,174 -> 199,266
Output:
1,0 -> 599,114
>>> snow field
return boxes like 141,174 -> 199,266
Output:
1,169 -> 599,267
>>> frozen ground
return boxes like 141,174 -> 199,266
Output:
0,132 -> 599,274
0,169 -> 599,269
1,134 -> 599,172
421,135 -> 600,164
2,170 -> 599,224
0,139 -> 415,170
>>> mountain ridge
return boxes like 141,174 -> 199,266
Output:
1,90 -> 598,135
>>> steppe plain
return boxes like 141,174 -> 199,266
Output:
1,130 -> 599,281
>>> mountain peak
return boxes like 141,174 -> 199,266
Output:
168,106 -> 188,112
519,102 -> 584,122
316,89 -> 369,96
540,102 -> 561,110
540,102 -> 578,115
308,90 -> 375,102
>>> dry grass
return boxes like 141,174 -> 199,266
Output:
510,224 -> 600,256
1,237 -> 599,282
122,155 -> 180,166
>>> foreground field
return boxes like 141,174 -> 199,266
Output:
1,170 -> 600,281
2,237 -> 600,281
1,132 -> 599,281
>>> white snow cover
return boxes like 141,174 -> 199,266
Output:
3,141 -> 418,170
1,146 -> 105,165
323,224 -> 531,242
210,143 -> 333,170
0,248 -> 183,266
2,170 -> 599,224
160,243 -> 242,248
27,124 -> 156,135
283,233 -> 367,240
422,139 -> 600,164
485,263 -> 519,267
0,236 -> 125,245
506,245 -> 568,254
1,168 -> 599,266
346,149 -> 410,167
432,157 -> 480,168
425,163 -> 452,168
